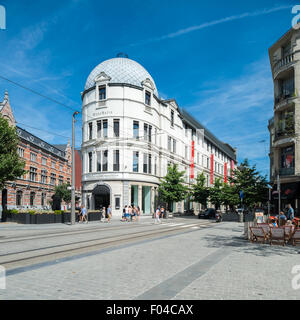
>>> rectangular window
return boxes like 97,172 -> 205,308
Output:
29,167 -> 37,182
59,176 -> 64,185
103,120 -> 108,138
89,122 -> 93,140
145,91 -> 151,106
148,154 -> 152,174
155,157 -> 157,175
113,119 -> 120,137
97,121 -> 102,138
185,146 -> 188,158
148,125 -> 152,142
18,148 -> 24,158
97,152 -> 101,172
133,151 -> 139,172
173,139 -> 176,154
59,164 -> 63,171
168,136 -> 172,151
133,121 -> 139,140
42,157 -> 47,166
30,153 -> 37,162
171,110 -> 174,127
115,197 -> 120,210
41,170 -> 47,184
103,150 -> 108,171
50,173 -> 56,186
88,152 -> 93,173
99,86 -> 106,100
113,150 -> 120,171
143,153 -> 148,173
144,123 -> 148,141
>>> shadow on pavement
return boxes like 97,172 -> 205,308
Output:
202,233 -> 300,257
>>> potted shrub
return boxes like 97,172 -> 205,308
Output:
54,210 -> 63,223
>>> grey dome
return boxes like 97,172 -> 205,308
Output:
84,57 -> 158,96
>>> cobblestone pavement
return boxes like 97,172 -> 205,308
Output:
0,218 -> 300,300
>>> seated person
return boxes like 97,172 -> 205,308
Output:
279,211 -> 287,226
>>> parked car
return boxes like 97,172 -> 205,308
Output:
198,208 -> 216,219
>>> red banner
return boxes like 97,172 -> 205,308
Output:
231,160 -> 234,178
210,154 -> 214,185
191,141 -> 195,179
224,162 -> 227,183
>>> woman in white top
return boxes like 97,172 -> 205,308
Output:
155,207 -> 161,224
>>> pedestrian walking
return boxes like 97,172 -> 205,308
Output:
132,206 -> 137,222
125,205 -> 130,222
160,206 -> 165,219
137,206 -> 141,222
102,207 -> 106,222
107,205 -> 112,223
287,204 -> 295,221
128,206 -> 133,222
155,207 -> 161,224
80,205 -> 88,224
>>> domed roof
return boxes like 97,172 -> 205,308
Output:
84,57 -> 158,96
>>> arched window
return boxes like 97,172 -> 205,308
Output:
41,193 -> 46,207
30,192 -> 35,206
16,191 -> 22,206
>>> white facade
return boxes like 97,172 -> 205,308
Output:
81,57 -> 237,216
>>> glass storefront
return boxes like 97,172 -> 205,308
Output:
131,185 -> 138,207
142,186 -> 151,214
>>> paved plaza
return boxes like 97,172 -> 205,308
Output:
0,217 -> 299,300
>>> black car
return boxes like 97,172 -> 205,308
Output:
198,208 -> 216,219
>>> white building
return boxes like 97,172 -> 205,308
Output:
81,56 -> 237,216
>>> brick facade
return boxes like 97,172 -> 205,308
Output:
0,91 -> 75,211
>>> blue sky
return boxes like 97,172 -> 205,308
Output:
0,0 -> 297,178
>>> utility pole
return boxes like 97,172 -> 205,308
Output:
277,174 -> 281,216
71,111 -> 80,225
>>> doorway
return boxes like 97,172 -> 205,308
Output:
93,185 -> 110,210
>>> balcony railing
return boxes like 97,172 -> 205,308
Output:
273,53 -> 294,74
274,127 -> 295,140
279,167 -> 295,176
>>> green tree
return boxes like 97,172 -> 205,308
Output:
229,159 -> 268,209
54,183 -> 71,204
220,182 -> 240,211
209,178 -> 223,210
158,164 -> 189,210
191,172 -> 209,208
0,116 -> 26,189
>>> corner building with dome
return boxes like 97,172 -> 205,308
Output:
81,56 -> 237,216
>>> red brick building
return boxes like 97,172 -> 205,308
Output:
0,90 -> 76,213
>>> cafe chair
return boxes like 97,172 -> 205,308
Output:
250,227 -> 268,244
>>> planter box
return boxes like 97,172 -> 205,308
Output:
16,213 -> 31,224
54,214 -> 62,223
35,214 -> 52,224
62,212 -> 71,224
88,212 -> 101,222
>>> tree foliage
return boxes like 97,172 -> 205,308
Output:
191,172 -> 209,207
229,159 -> 268,208
0,116 -> 26,189
158,164 -> 189,207
54,183 -> 71,204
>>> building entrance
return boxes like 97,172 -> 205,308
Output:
93,185 -> 110,210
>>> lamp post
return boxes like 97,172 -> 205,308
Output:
71,111 -> 80,225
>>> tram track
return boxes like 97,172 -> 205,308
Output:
0,221 -> 214,270
0,221 -> 157,244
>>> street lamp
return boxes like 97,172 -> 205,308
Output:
71,111 -> 80,225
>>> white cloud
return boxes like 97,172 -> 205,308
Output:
130,4 -> 292,46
